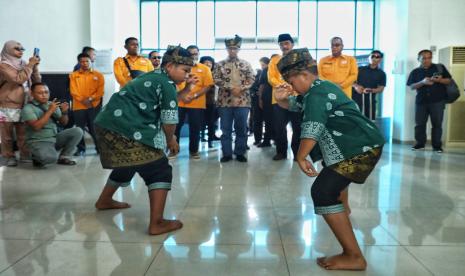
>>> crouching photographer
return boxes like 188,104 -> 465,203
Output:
20,83 -> 83,167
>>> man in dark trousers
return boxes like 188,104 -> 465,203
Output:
352,50 -> 386,120
407,49 -> 451,153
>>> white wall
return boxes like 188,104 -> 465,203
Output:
89,0 -> 140,102
378,0 -> 465,142
0,0 -> 90,72
0,0 -> 139,103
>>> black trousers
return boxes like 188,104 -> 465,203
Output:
311,167 -> 351,215
251,96 -> 264,143
204,103 -> 218,142
175,107 -> 204,153
273,104 -> 301,157
108,157 -> 172,191
262,92 -> 274,143
414,101 -> 445,148
74,107 -> 99,152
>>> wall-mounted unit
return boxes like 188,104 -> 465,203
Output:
438,46 -> 465,147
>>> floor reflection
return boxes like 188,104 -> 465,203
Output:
0,143 -> 464,275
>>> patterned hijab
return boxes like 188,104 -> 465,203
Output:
1,40 -> 27,70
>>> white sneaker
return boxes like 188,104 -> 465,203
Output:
7,157 -> 18,167
19,157 -> 32,163
190,152 -> 200,160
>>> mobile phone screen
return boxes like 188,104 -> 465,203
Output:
33,48 -> 40,57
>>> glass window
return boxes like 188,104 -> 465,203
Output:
159,2 -> 196,48
356,1 -> 374,49
215,1 -> 256,48
140,0 -> 375,68
198,1 -> 215,49
317,2 -> 355,49
299,1 -> 317,49
140,1 -> 158,49
257,1 -> 298,48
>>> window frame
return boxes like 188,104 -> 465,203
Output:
140,0 -> 376,60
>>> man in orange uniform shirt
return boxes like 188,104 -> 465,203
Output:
174,45 -> 214,159
317,36 -> 358,213
113,37 -> 154,89
268,33 -> 302,161
69,53 -> 104,155
318,37 -> 358,98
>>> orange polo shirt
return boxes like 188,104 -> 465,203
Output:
69,69 -> 104,111
268,54 -> 298,104
177,63 -> 214,109
318,54 -> 358,98
113,54 -> 154,88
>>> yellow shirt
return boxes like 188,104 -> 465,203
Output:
267,55 -> 287,105
113,55 -> 154,88
177,63 -> 214,109
317,55 -> 358,98
69,69 -> 104,111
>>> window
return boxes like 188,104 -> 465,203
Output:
140,1 -> 158,49
140,0 -> 375,66
257,1 -> 298,48
215,1 -> 256,48
159,1 -> 196,48
317,2 -> 355,49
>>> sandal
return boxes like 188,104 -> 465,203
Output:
57,158 -> 77,166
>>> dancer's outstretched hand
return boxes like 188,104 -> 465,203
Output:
298,159 -> 319,177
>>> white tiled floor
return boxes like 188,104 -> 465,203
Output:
1,141 -> 465,275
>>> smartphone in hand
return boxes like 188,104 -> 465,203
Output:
33,48 -> 40,58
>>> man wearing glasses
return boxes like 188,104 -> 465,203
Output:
318,37 -> 358,98
148,50 -> 162,73
352,50 -> 386,120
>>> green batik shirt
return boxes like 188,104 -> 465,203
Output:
290,79 -> 384,166
94,70 -> 178,150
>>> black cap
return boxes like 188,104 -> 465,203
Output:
278,33 -> 294,44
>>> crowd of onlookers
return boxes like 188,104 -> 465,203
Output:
0,33 -> 452,168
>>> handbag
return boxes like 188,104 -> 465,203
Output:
436,64 -> 460,104
123,58 -> 145,79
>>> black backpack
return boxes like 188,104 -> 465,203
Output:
436,64 -> 461,104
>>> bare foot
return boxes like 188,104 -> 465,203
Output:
149,219 -> 183,235
95,199 -> 131,210
317,253 -> 367,270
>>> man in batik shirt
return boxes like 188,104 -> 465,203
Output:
213,35 -> 255,163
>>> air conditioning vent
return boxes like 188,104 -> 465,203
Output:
452,47 -> 465,64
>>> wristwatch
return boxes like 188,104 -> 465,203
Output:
88,97 -> 93,101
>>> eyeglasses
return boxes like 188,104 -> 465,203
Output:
150,56 -> 162,60
371,55 -> 382,59
14,47 -> 26,52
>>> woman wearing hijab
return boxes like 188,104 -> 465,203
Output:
0,40 -> 41,166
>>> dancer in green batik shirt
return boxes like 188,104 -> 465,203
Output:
93,46 -> 198,235
274,48 -> 384,271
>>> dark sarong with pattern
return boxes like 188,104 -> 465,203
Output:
329,147 -> 382,184
95,126 -> 165,169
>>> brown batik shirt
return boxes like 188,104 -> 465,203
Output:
213,57 -> 255,108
